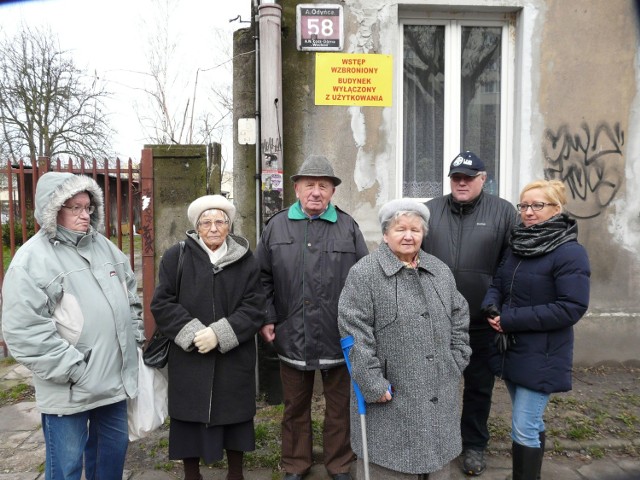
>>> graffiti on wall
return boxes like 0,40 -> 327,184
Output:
543,121 -> 624,219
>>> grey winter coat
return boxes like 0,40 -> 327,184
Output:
338,243 -> 471,474
1,172 -> 144,414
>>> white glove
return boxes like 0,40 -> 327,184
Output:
194,327 -> 218,353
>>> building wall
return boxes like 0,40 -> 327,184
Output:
537,0 -> 640,363
234,0 -> 640,363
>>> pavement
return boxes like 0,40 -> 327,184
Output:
1,362 -> 640,480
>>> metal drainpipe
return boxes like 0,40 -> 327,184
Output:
258,0 -> 283,226
255,0 -> 283,404
254,0 -> 261,246
253,0 -> 261,396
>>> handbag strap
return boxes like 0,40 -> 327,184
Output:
175,240 -> 185,298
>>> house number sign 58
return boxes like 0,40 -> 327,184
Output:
296,4 -> 343,52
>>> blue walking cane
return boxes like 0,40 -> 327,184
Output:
340,335 -> 370,480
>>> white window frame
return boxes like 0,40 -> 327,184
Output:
396,12 -> 516,201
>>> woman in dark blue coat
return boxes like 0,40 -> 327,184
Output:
481,180 -> 590,480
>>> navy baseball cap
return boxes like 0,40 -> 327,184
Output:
448,151 -> 486,177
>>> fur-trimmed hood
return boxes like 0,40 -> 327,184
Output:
34,172 -> 105,237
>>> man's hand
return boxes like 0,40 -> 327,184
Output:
194,327 -> 218,353
260,324 -> 275,343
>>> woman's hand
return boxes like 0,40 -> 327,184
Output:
194,327 -> 218,353
488,315 -> 503,333
377,386 -> 393,403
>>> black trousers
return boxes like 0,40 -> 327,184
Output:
461,327 -> 496,451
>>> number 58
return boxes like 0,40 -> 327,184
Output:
307,18 -> 334,36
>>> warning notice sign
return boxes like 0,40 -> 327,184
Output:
315,53 -> 393,107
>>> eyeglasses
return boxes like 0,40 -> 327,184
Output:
516,202 -> 558,212
61,205 -> 95,216
198,219 -> 229,230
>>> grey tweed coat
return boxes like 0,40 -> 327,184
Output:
338,242 -> 471,475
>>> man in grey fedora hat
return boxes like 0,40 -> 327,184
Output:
256,155 -> 368,480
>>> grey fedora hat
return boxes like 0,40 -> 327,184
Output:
290,155 -> 342,186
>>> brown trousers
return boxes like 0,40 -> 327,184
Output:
280,363 -> 355,475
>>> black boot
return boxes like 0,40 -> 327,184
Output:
225,449 -> 244,480
512,442 -> 542,480
536,432 -> 545,479
183,457 -> 202,480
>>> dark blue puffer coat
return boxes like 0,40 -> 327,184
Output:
481,240 -> 590,393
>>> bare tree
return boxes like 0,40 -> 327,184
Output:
137,0 -> 235,172
137,0 -> 189,145
0,26 -> 114,164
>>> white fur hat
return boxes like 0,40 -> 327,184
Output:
378,199 -> 430,232
187,195 -> 236,228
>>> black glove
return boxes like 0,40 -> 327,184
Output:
482,304 -> 501,319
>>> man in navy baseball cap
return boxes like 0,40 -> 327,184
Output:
423,150 -> 519,476
448,151 -> 486,177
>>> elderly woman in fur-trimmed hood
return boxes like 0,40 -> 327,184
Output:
338,199 -> 471,479
1,172 -> 145,480
150,194 -> 266,480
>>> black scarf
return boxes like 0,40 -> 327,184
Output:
509,213 -> 578,257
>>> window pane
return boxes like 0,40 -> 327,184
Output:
460,26 -> 501,195
403,25 -> 445,198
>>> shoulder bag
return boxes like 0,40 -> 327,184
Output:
143,240 -> 185,368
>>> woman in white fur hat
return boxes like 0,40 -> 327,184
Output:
151,194 -> 266,480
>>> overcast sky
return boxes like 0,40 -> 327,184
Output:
0,0 -> 252,161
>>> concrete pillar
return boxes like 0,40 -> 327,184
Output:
149,144 -> 208,270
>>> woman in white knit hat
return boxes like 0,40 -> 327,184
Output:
151,195 -> 266,480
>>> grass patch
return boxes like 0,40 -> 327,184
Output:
0,383 -> 35,407
154,462 -> 175,471
607,391 -> 640,407
566,418 -> 597,441
0,357 -> 17,367
585,446 -> 605,459
616,412 -> 639,427
109,234 -> 142,256
488,417 -> 511,442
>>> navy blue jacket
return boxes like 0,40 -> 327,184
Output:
482,240 -> 590,393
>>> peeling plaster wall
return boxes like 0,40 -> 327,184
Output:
279,0 -> 399,246
343,1 -> 397,244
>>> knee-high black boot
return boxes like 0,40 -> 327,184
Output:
537,432 -> 545,479
512,442 -> 542,480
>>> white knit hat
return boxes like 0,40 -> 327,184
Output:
378,199 -> 430,231
187,195 -> 236,229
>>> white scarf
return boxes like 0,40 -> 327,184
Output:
198,237 -> 228,264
